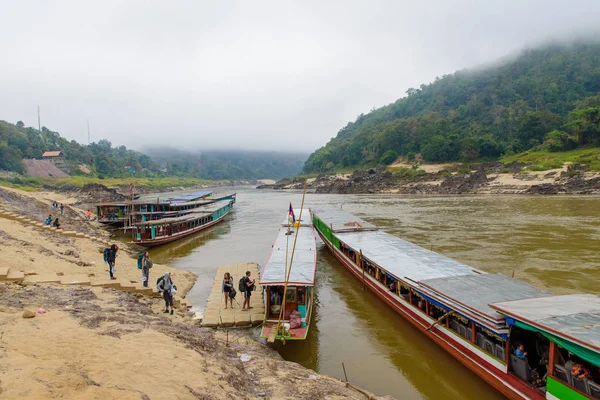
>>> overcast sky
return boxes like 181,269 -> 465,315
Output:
1,1 -> 599,153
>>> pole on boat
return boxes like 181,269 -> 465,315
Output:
426,310 -> 454,332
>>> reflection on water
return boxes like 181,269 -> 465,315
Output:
146,188 -> 600,399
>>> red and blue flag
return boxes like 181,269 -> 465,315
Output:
288,202 -> 296,223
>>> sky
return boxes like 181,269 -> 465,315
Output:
1,1 -> 600,153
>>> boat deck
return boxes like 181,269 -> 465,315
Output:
261,324 -> 308,341
202,262 -> 265,328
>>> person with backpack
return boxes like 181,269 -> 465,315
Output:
157,272 -> 176,315
44,215 -> 53,225
104,244 -> 118,280
241,270 -> 255,311
139,251 -> 152,287
222,272 -> 234,309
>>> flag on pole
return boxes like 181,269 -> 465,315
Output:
288,202 -> 296,223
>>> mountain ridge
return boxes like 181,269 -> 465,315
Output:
303,41 -> 600,174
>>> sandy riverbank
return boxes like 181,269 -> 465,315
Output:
0,185 -> 383,400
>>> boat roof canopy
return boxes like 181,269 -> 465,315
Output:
281,208 -> 312,227
337,230 -> 479,282
135,200 -> 232,226
260,227 -> 316,286
420,273 -> 551,322
169,190 -> 212,203
490,294 -> 600,352
312,208 -> 378,232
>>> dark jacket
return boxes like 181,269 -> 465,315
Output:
107,249 -> 117,264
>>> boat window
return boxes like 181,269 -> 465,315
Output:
507,326 -> 548,391
551,344 -> 600,396
297,287 -> 306,305
285,287 -> 297,303
399,284 -> 410,302
448,315 -> 474,342
474,325 -> 506,360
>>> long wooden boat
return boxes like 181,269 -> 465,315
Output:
96,190 -> 235,226
259,208 -> 316,342
132,199 -> 234,247
312,208 -> 600,400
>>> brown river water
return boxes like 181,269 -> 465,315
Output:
145,187 -> 600,399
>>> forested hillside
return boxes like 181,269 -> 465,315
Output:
0,121 -> 159,176
145,148 -> 307,180
303,42 -> 600,173
0,120 -> 306,180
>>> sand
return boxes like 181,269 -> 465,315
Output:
0,186 -> 382,400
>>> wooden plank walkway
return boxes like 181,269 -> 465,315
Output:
202,262 -> 265,328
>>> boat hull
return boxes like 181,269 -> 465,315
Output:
315,228 -> 544,400
135,209 -> 230,247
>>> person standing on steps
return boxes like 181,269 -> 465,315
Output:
141,251 -> 152,287
222,272 -> 234,309
107,244 -> 118,280
60,203 -> 64,215
157,272 -> 176,315
241,270 -> 255,311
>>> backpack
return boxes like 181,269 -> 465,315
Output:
103,248 -> 110,262
239,277 -> 246,292
229,288 -> 237,299
146,258 -> 153,269
137,253 -> 144,270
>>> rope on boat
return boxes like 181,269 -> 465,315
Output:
426,310 -> 454,332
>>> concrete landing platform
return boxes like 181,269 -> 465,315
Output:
202,262 -> 264,328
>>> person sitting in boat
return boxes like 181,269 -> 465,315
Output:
44,215 -> 53,225
271,287 -> 282,306
572,360 -> 591,380
389,280 -> 397,293
514,343 -> 527,360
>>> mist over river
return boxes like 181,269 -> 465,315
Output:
147,187 -> 600,399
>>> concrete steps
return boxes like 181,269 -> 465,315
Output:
0,208 -> 192,310
0,207 -> 109,246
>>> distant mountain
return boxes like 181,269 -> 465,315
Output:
0,120 -> 307,180
145,147 -> 308,180
303,41 -> 600,174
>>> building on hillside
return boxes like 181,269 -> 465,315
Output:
42,151 -> 65,164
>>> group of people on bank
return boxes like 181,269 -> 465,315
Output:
222,271 -> 256,311
103,245 -> 177,315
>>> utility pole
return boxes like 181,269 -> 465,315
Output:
37,106 -> 41,131
87,120 -> 91,144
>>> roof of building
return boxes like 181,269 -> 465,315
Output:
490,294 -> 600,351
420,273 -> 552,322
260,226 -> 316,286
312,208 -> 378,232
336,230 -> 479,282
42,151 -> 63,157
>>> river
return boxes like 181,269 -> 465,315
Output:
147,187 -> 600,399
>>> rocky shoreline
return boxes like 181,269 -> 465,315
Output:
258,162 -> 600,195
